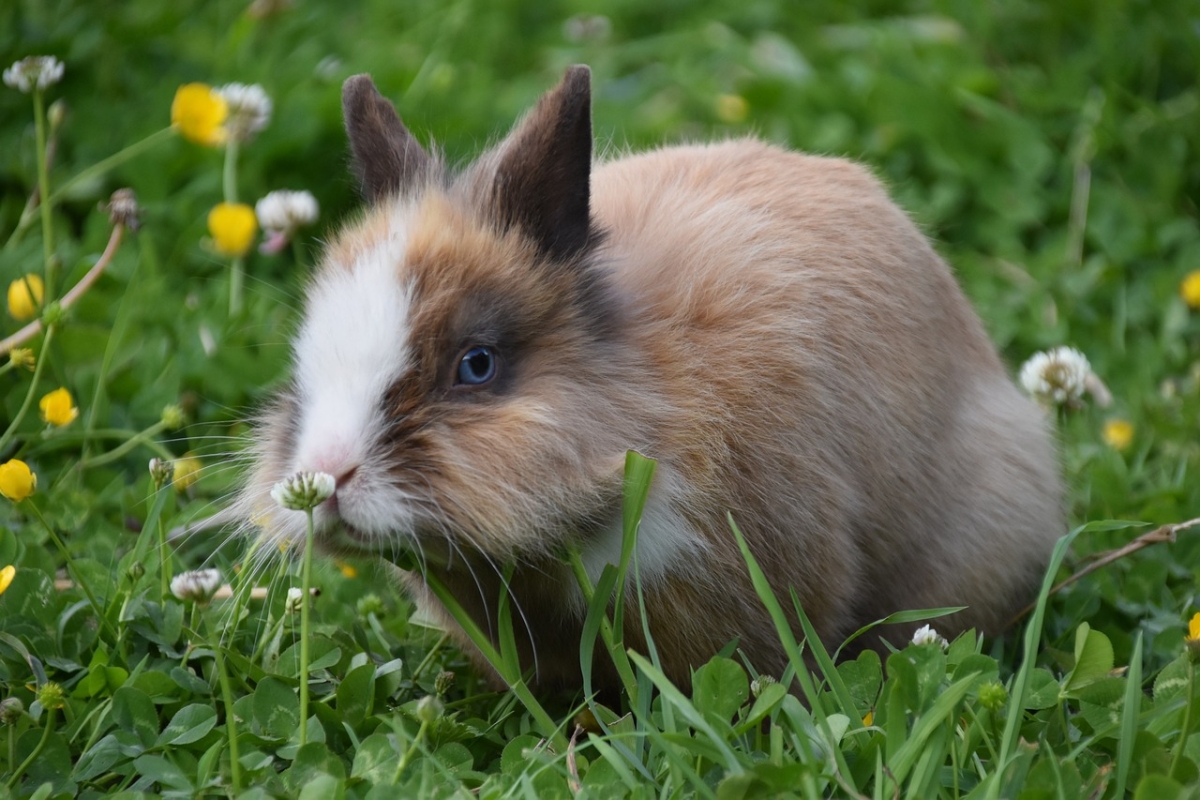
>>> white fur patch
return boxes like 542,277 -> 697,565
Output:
578,464 -> 705,591
291,226 -> 414,485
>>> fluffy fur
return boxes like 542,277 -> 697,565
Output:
242,66 -> 1063,693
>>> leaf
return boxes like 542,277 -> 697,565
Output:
351,733 -> 400,783
336,662 -> 375,728
155,703 -> 218,747
253,676 -> 301,740
1063,622 -> 1115,696
1133,774 -> 1187,800
111,686 -> 160,750
500,734 -> 544,775
132,754 -> 193,792
692,656 -> 749,725
72,734 -> 125,782
1024,669 -> 1060,710
297,773 -> 344,800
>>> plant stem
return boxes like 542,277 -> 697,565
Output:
32,89 -> 55,300
392,719 -> 430,783
157,489 -> 171,600
76,420 -> 167,470
24,499 -> 119,641
48,127 -> 174,209
0,324 -> 56,456
4,707 -> 55,790
1171,659 -> 1196,780
298,506 -> 316,748
208,620 -> 243,792
229,257 -> 244,317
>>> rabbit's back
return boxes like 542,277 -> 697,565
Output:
590,140 -> 1062,657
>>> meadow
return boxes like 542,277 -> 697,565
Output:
1,0 -> 1199,796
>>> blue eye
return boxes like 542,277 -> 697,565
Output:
456,345 -> 497,386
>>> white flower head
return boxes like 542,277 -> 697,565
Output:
3,56 -> 64,93
911,624 -> 949,649
271,471 -> 335,512
1019,346 -> 1091,408
256,190 -> 319,254
170,568 -> 223,605
285,586 -> 305,613
215,82 -> 272,142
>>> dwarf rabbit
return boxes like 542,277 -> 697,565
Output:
242,65 -> 1062,693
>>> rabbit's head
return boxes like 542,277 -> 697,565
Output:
243,67 -> 655,568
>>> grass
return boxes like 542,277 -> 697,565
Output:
1,0 -> 1199,796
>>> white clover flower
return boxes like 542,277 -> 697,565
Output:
271,471 -> 336,512
285,586 -> 305,613
1018,346 -> 1091,408
215,82 -> 272,142
911,624 -> 949,649
170,568 -> 223,605
256,190 -> 319,254
3,56 -> 64,93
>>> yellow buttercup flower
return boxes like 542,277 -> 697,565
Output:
0,459 -> 36,502
171,83 -> 228,146
172,454 -> 202,490
1181,270 -> 1200,310
716,94 -> 749,123
0,565 -> 14,596
1187,612 -> 1200,662
861,710 -> 874,727
336,560 -> 358,579
207,203 -> 258,257
39,388 -> 78,427
7,274 -> 44,321
1102,418 -> 1133,451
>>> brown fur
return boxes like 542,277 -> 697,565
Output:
245,67 -> 1063,694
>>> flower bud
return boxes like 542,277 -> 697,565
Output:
148,458 -> 172,489
271,471 -> 335,512
160,404 -> 185,430
285,586 -> 304,614
170,568 -> 222,606
0,697 -> 24,725
977,681 -> 1008,712
435,670 -> 455,697
416,695 -> 443,724
37,682 -> 65,711
356,593 -> 383,617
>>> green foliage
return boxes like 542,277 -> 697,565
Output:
1,0 -> 1199,796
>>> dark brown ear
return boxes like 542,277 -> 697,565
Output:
490,65 -> 594,261
342,74 -> 432,202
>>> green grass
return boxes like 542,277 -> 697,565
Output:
1,0 -> 1199,796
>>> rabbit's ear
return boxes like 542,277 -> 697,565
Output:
343,75 -> 432,202
490,65 -> 594,261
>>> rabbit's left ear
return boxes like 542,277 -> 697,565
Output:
342,74 -> 433,202
489,66 -> 594,261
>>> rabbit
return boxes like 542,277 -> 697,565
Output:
241,65 -> 1063,694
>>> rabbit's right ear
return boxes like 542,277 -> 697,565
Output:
342,75 -> 432,202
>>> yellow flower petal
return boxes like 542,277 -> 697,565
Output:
0,565 -> 14,596
171,83 -> 228,146
716,94 -> 749,123
336,560 -> 358,579
1189,612 -> 1200,643
1182,270 -> 1200,310
1102,418 -> 1133,451
0,459 -> 36,502
7,274 -> 44,321
207,202 -> 258,257
172,454 -> 202,491
39,387 -> 78,427
862,709 -> 874,727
